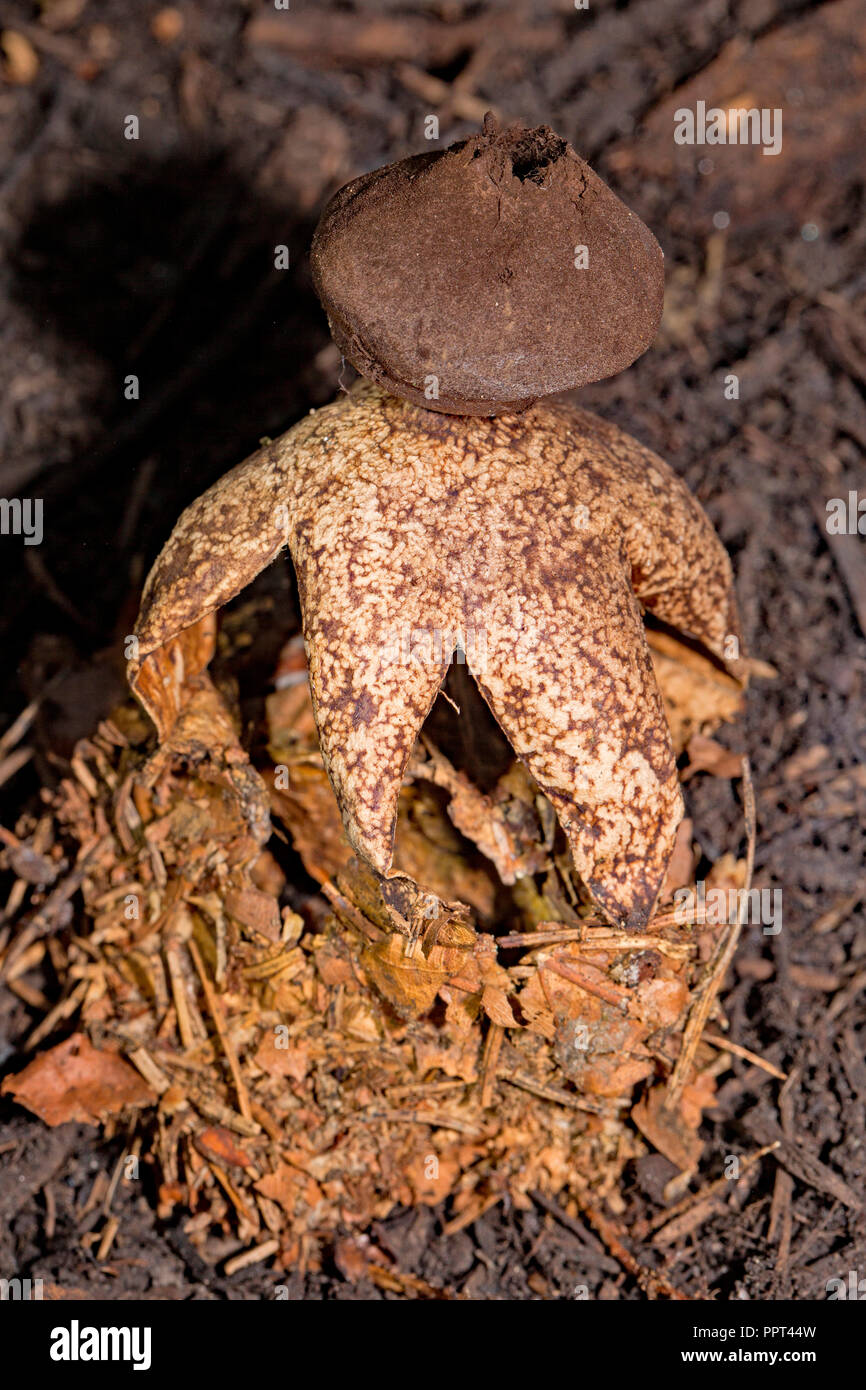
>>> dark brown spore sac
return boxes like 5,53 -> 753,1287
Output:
311,116 -> 664,416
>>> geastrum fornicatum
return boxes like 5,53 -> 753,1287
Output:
130,118 -> 744,932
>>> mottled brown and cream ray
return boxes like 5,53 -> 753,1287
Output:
132,381 -> 743,928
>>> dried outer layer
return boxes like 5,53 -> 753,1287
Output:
310,119 -> 664,415
131,383 -> 743,930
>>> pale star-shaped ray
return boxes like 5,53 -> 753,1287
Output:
132,381 -> 743,928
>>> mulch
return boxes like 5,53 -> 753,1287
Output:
0,0 -> 864,1299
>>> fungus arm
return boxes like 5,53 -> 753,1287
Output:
468,553 -> 683,929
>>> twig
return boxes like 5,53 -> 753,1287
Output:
223,1239 -> 280,1277
0,839 -> 108,982
0,700 -> 39,758
700,1031 -> 787,1080
666,757 -> 755,1108
23,978 -> 89,1051
575,1193 -> 691,1300
441,1192 -> 502,1237
393,62 -> 495,125
96,1216 -> 119,1262
640,1143 -> 779,1244
43,1184 -> 56,1241
769,1169 -> 794,1277
321,879 -> 383,941
530,1190 -> 620,1272
165,941 -> 199,1051
188,937 -> 252,1123
502,1071 -> 619,1117
497,908 -> 723,951
0,746 -> 34,788
478,1022 -> 504,1109
543,955 -> 631,1011
358,1109 -> 485,1139
366,1262 -> 453,1300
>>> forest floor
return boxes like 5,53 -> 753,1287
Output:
0,0 -> 865,1299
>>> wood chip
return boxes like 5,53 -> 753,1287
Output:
223,1238 -> 279,1277
188,936 -> 252,1123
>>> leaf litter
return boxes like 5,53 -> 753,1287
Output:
1,578 -> 764,1285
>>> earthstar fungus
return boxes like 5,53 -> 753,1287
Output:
131,119 -> 744,932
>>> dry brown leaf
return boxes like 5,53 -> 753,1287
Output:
131,612 -> 217,738
132,616 -> 272,851
360,934 -> 450,1017
333,1235 -> 373,1282
132,382 -> 743,928
417,744 -> 548,883
707,852 -> 748,893
403,1149 -> 462,1206
1,30 -> 39,85
513,948 -> 660,1095
390,784 -> 499,921
224,885 -> 281,940
553,1004 -> 654,1096
7,607 -> 748,1244
1,1033 -> 154,1126
632,1085 -> 703,1173
659,816 -> 696,902
647,627 -> 745,752
268,758 -> 352,884
481,983 -> 518,1028
254,1161 -> 322,1217
630,977 -> 689,1031
414,1032 -> 479,1083
683,734 -> 744,781
193,1126 -> 251,1171
254,1032 -> 311,1083
781,743 -> 829,781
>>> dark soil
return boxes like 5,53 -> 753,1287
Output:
1,0 -> 864,1300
